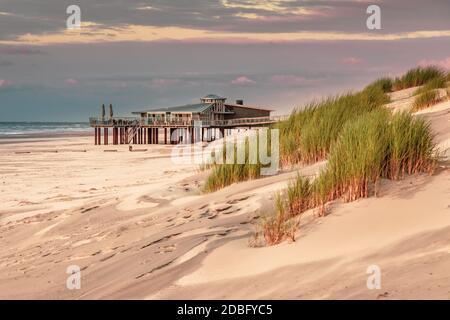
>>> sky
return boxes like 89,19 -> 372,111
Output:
0,0 -> 450,121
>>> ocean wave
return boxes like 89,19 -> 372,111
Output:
0,122 -> 91,137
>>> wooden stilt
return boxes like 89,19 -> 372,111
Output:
164,128 -> 167,144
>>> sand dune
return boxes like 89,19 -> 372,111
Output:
0,89 -> 449,299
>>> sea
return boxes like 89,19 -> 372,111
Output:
0,122 -> 91,138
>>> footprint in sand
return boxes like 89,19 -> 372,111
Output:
155,244 -> 176,254
226,194 -> 252,204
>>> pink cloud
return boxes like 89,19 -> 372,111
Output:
341,57 -> 363,65
64,78 -> 79,85
231,76 -> 255,85
0,79 -> 12,87
270,75 -> 306,85
419,57 -> 450,70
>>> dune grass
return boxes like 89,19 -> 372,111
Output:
365,77 -> 393,93
413,89 -> 443,111
392,66 -> 445,91
414,76 -> 447,95
204,66 -> 444,194
408,67 -> 448,111
199,66 -> 440,245
278,85 -> 389,166
203,161 -> 261,193
204,65 -> 440,223
203,134 -> 267,193
259,110 -> 437,245
387,111 -> 436,179
258,192 -> 299,245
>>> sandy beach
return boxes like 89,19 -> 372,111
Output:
0,91 -> 449,300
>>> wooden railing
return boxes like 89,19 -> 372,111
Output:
207,115 -> 289,127
89,117 -> 140,127
89,115 -> 289,127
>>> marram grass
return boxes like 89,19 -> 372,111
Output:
414,76 -> 447,95
258,110 -> 437,245
278,85 -> 389,166
392,66 -> 445,91
205,66 -> 441,241
202,134 -> 267,193
413,89 -> 443,111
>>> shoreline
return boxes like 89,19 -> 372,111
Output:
0,131 -> 92,144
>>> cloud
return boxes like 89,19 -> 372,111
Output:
341,57 -> 364,65
1,1 -> 450,45
64,78 -> 79,85
0,79 -> 12,88
3,23 -> 450,46
231,76 -> 255,85
419,57 -> 450,70
222,0 -> 324,16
